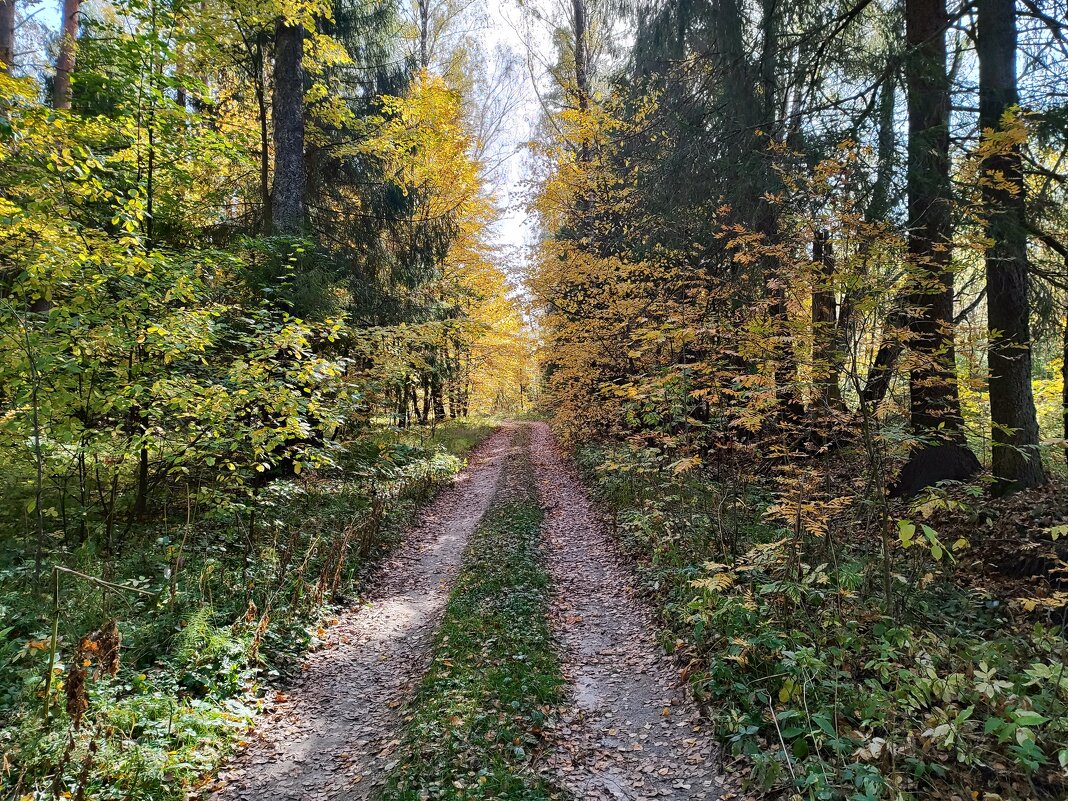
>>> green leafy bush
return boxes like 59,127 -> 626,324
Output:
0,421 -> 493,801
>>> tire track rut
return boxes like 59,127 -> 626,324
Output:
207,425 -> 517,801
531,422 -> 723,800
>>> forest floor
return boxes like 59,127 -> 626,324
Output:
205,421 -> 726,801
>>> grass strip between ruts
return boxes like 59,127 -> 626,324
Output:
382,439 -> 564,800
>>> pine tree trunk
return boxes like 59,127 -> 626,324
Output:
572,0 -> 590,164
858,75 -> 902,408
868,76 -> 897,225
53,0 -> 80,109
572,0 -> 589,113
271,19 -> 305,235
904,0 -> 963,438
431,374 -> 446,422
256,37 -> 271,234
977,0 -> 1044,489
0,0 -> 14,73
421,376 -> 431,423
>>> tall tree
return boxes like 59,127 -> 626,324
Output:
0,0 -> 13,72
572,0 -> 589,114
417,0 -> 430,67
271,18 -> 306,234
904,0 -> 963,438
53,0 -> 80,109
977,0 -> 1045,488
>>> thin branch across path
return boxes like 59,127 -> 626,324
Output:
208,425 -> 517,801
531,423 -> 724,800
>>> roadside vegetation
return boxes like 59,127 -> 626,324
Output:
0,0 -> 534,794
577,444 -> 1067,800
526,0 -> 1068,798
384,428 -> 564,800
0,420 -> 498,800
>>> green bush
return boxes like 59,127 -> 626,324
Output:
0,425 -> 492,801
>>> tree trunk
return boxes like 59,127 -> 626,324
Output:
572,0 -> 590,164
397,383 -> 409,428
53,0 -> 80,109
256,37 -> 271,234
572,0 -> 589,113
410,383 -> 421,425
976,0 -> 1044,489
868,76 -> 897,225
856,74 -> 901,408
811,230 -> 843,410
417,0 -> 430,69
420,376 -> 431,423
904,0 -> 963,439
862,304 -> 909,410
0,0 -> 14,72
448,344 -> 460,418
431,374 -> 446,422
271,19 -> 306,235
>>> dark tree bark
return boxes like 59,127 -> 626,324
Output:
53,0 -> 80,109
862,305 -> 909,409
572,0 -> 590,165
271,19 -> 306,235
859,75 -> 903,409
448,343 -> 461,418
0,0 -> 14,72
976,0 -> 1045,489
419,376 -> 430,423
904,0 -> 963,438
709,0 -> 800,422
431,373 -> 446,422
255,35 -> 271,234
417,0 -> 430,69
572,0 -> 589,113
812,230 -> 843,410
868,76 -> 898,225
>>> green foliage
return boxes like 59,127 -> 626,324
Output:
0,425 -> 489,800
0,0 -> 530,788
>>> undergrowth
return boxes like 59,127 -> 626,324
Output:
578,441 -> 1068,801
0,419 -> 496,801
383,429 -> 564,800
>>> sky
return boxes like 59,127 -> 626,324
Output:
481,1 -> 548,266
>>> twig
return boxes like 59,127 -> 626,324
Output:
767,693 -> 798,783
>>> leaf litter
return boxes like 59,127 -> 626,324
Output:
530,422 -> 726,801
208,422 -> 736,801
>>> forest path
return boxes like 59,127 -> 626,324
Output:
532,422 -> 724,800
208,424 -> 518,801
208,421 -> 724,801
